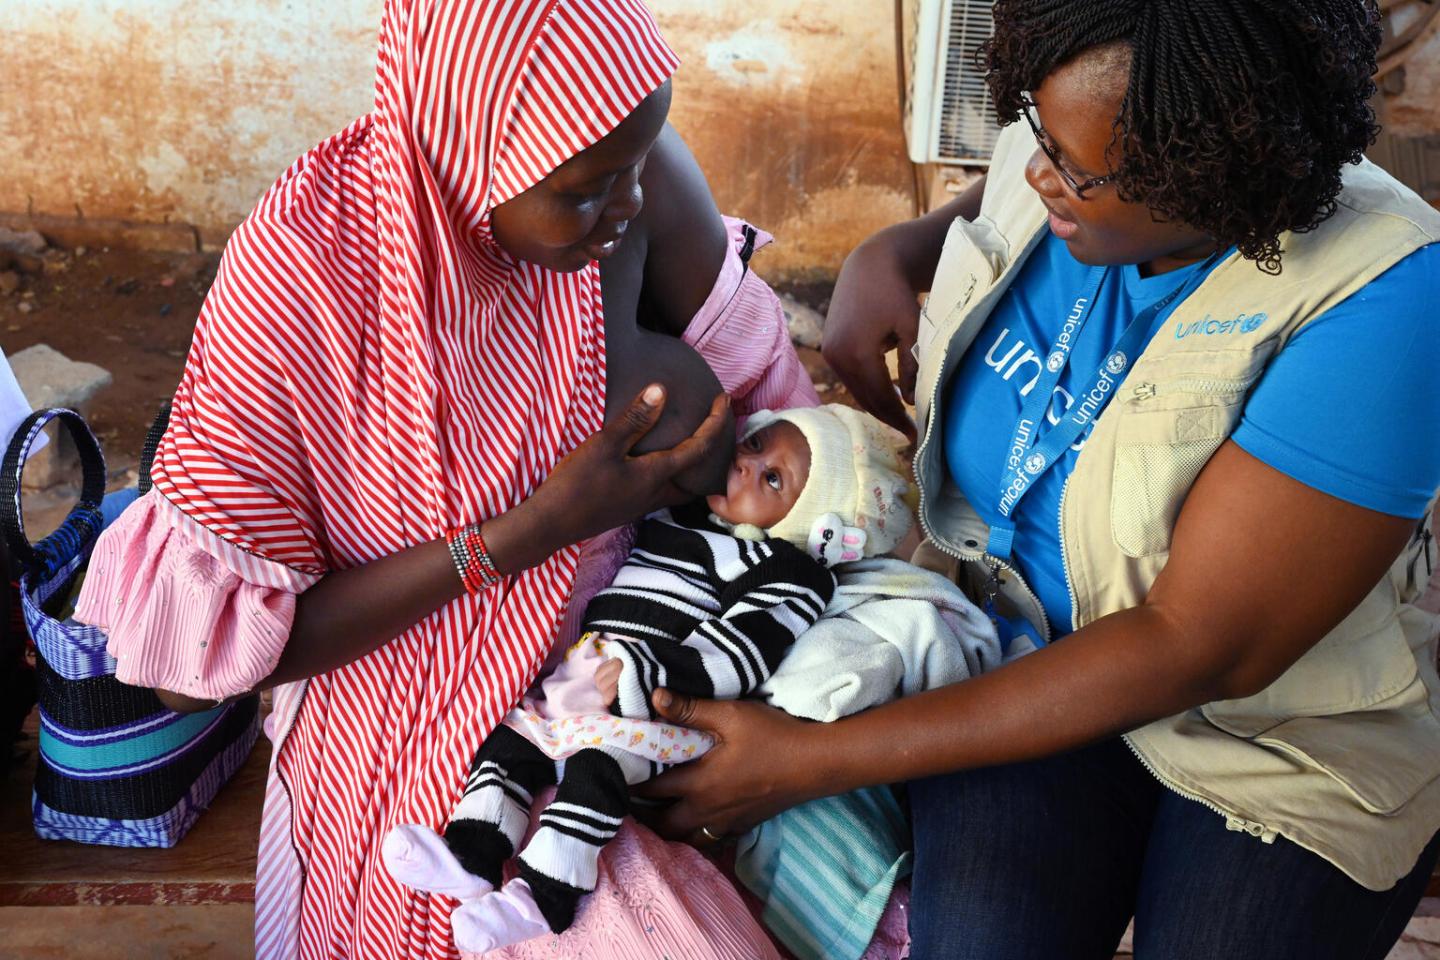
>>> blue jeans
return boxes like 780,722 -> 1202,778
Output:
908,739 -> 1440,960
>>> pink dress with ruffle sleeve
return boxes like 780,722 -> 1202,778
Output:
76,218 -> 911,960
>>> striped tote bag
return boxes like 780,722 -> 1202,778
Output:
3,407 -> 259,847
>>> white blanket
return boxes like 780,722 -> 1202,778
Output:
759,556 -> 1032,722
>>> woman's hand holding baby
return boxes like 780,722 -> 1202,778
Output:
486,385 -> 731,574
632,688 -> 826,842
231,386 -> 727,703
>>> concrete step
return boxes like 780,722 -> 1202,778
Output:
4,903 -> 254,959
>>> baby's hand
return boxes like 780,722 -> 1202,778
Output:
594,658 -> 623,708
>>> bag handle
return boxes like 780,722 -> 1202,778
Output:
138,400 -> 171,497
0,409 -> 107,580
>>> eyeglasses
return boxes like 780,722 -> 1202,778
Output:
1020,95 -> 1115,199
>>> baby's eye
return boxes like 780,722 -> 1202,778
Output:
765,470 -> 782,491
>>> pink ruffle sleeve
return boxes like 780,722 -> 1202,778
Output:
683,217 -> 821,417
73,490 -> 320,700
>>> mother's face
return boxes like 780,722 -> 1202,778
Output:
491,81 -> 672,273
1024,50 -> 1216,275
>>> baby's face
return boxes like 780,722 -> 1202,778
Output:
705,420 -> 810,530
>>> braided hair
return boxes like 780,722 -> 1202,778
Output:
982,0 -> 1382,272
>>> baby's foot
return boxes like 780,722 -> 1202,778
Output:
382,824 -> 494,900
593,658 -> 623,708
451,878 -> 551,953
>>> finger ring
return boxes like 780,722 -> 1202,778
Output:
700,825 -> 724,843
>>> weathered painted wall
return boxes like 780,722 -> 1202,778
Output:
1384,27 -> 1440,138
0,0 -> 913,279
3,2 -> 1435,278
657,2 -> 914,278
0,1 -> 381,246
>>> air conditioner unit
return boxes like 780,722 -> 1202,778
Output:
903,0 -> 1000,167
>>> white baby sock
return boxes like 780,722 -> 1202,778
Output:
382,823 -> 494,901
451,878 -> 552,954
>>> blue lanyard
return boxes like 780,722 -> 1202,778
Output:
985,259 -> 1217,569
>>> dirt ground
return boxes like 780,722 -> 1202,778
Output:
0,242 -> 846,503
0,244 -> 216,474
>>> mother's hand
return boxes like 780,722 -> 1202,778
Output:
633,689 -> 825,842
527,385 -> 731,548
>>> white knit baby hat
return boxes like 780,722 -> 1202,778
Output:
739,404 -> 914,567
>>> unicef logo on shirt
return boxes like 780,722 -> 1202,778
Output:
1105,352 -> 1127,375
1046,351 -> 1065,373
1024,453 -> 1046,475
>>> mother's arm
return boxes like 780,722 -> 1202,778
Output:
633,124 -> 729,334
637,439 -> 1414,836
156,385 -> 729,711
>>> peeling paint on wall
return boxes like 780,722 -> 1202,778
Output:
1,1 -> 916,278
703,22 -> 800,88
1383,27 -> 1440,139
6,2 -> 1434,278
7,0 -> 1440,280
655,2 -> 914,278
0,0 -> 381,246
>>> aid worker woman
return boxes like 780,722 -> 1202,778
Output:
637,2 -> 1440,957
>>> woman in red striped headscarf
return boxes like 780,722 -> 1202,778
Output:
76,0 -> 821,957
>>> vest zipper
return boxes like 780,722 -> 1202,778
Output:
1057,477 -> 1078,634
1054,433 -> 1271,842
914,424 -> 1052,642
1129,376 -> 1251,403
911,220 -> 1071,647
1121,734 -> 1275,840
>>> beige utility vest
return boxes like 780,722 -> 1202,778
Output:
912,121 -> 1440,890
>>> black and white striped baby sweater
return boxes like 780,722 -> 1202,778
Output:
582,510 -> 836,721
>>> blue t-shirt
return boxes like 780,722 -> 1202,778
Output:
942,233 -> 1440,639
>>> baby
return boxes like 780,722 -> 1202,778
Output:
383,403 -> 914,954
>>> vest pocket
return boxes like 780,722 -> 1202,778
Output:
1249,688 -> 1440,814
1106,349 -> 1269,558
1202,581 -> 1411,734
1199,582 -> 1440,813
1109,395 -> 1243,557
917,217 -> 1006,361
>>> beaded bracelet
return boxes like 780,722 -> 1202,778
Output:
445,523 -> 502,593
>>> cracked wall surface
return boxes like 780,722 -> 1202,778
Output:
1,2 -> 380,249
4,2 -> 1434,279
0,0 -> 914,280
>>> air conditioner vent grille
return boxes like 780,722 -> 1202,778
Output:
936,0 -> 998,164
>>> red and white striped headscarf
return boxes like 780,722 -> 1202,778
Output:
152,2 -> 677,956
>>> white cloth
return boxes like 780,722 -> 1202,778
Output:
0,347 -> 40,456
759,557 -> 1029,722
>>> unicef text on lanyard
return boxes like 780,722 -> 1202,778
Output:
980,258 -> 1217,619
